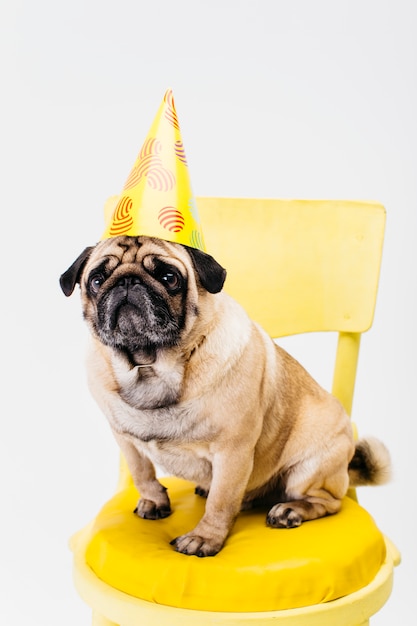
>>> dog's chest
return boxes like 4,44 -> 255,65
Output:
144,438 -> 213,483
112,354 -> 185,410
116,400 -> 211,442
114,403 -> 215,483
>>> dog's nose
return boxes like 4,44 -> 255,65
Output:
116,275 -> 141,288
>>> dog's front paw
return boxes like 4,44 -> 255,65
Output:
170,533 -> 223,557
266,504 -> 303,528
134,498 -> 172,520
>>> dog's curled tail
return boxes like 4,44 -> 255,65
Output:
348,437 -> 392,487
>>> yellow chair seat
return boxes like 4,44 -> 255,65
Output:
81,477 -> 386,613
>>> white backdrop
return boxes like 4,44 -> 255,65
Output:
1,1 -> 415,624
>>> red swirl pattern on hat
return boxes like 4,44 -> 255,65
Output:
164,89 -> 180,130
109,196 -> 134,236
158,206 -> 185,233
123,137 -> 175,192
140,137 -> 162,157
174,140 -> 187,165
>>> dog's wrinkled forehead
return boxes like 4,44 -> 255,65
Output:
86,236 -> 187,274
99,236 -> 143,264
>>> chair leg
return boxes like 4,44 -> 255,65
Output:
92,611 -> 119,626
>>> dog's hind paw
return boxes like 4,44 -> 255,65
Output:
266,504 -> 303,528
134,498 -> 172,520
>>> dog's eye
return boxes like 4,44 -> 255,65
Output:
148,258 -> 184,294
160,271 -> 181,292
89,273 -> 105,294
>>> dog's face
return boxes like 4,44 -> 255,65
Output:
60,236 -> 226,361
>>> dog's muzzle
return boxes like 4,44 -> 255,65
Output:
95,275 -> 182,352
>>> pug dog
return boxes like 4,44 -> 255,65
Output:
60,235 -> 391,557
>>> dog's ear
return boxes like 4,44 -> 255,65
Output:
185,246 -> 227,294
60,246 -> 95,296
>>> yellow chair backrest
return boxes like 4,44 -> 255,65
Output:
197,197 -> 386,415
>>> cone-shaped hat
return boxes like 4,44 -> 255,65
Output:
102,89 -> 205,251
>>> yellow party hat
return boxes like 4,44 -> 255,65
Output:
102,89 -> 205,251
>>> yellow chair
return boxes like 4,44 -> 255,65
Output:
70,198 -> 400,625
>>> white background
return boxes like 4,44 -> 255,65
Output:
1,1 -> 415,624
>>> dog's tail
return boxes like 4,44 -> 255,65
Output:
348,437 -> 392,487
